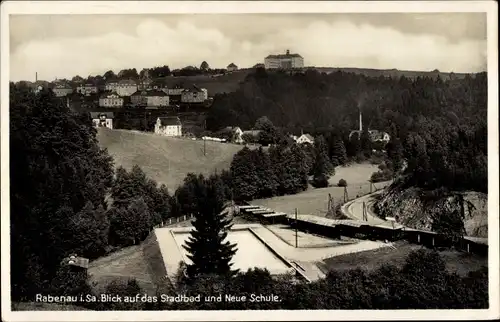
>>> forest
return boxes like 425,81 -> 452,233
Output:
8,66 -> 488,309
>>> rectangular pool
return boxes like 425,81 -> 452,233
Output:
173,229 -> 291,274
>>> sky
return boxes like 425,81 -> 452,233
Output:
9,13 -> 487,82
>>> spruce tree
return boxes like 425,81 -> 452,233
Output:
312,135 -> 334,179
183,177 -> 238,280
331,135 -> 348,166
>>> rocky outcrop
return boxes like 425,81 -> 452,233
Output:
375,185 -> 487,238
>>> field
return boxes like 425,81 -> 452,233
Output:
87,245 -> 156,294
317,240 -> 488,276
97,128 -> 244,190
253,163 -> 389,217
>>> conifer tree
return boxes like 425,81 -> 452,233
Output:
312,135 -> 334,187
331,135 -> 348,166
183,177 -> 238,280
230,147 -> 259,200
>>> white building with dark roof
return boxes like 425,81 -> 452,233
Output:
90,112 -> 114,129
115,79 -> 138,97
155,117 -> 182,137
264,50 -> 304,69
99,92 -> 124,107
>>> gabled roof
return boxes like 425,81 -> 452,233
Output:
157,116 -> 182,126
299,134 -> 314,141
90,111 -> 114,119
100,91 -> 121,98
227,63 -> 237,68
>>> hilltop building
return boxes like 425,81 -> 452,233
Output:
227,63 -> 238,72
155,117 -> 182,137
264,50 -> 304,69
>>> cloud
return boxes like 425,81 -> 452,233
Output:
10,18 -> 486,81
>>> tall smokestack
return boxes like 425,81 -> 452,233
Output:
35,72 -> 38,82
359,110 -> 363,132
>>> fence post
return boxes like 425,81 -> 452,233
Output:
183,215 -> 186,221
467,242 -> 470,253
169,218 -> 172,225
417,234 -> 420,243
432,236 -> 435,247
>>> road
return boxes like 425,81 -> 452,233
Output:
342,191 -> 404,229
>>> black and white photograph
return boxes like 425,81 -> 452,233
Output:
1,1 -> 498,321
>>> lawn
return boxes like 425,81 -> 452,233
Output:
87,245 -> 156,295
252,164 -> 391,217
317,240 -> 488,276
97,128 -> 244,191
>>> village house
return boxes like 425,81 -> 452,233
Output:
99,92 -> 124,108
296,134 -> 314,145
115,79 -> 138,97
52,83 -> 73,97
104,80 -> 119,92
368,130 -> 391,143
137,79 -> 153,91
227,63 -> 238,72
76,83 -> 98,95
181,86 -> 208,103
131,90 -> 169,108
219,126 -> 244,144
154,116 -> 182,137
90,112 -> 114,129
264,50 -> 304,69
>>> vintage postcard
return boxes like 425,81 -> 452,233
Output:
1,1 -> 498,321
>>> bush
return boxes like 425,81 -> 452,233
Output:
312,174 -> 329,188
370,169 -> 393,183
338,179 -> 347,187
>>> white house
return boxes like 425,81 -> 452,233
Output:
220,126 -> 244,144
264,50 -> 304,69
296,134 -> 314,145
99,92 -> 124,107
90,112 -> 114,129
154,117 -> 182,137
116,79 -> 138,97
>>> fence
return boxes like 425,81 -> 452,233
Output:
153,214 -> 195,229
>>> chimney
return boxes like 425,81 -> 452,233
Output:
286,49 -> 290,55
359,110 -> 363,132
35,72 -> 38,82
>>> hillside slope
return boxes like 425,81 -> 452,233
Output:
97,129 -> 243,190
375,186 -> 487,238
